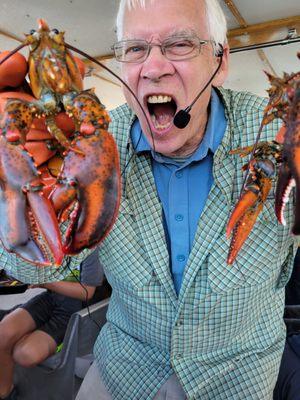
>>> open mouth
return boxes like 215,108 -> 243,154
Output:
147,95 -> 177,131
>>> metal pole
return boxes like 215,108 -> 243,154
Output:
230,36 -> 300,53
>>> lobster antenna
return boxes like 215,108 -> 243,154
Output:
0,43 -> 27,66
65,43 -> 156,173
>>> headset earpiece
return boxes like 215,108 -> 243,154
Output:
215,44 -> 224,58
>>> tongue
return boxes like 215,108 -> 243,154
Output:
152,103 -> 174,125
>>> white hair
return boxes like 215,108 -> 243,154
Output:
115,0 -> 227,53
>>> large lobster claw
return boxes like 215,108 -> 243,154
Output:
275,82 -> 300,234
50,132 -> 120,254
226,54 -> 300,264
226,158 -> 275,265
0,92 -> 64,266
0,137 -> 63,266
0,20 -> 121,268
50,90 -> 121,254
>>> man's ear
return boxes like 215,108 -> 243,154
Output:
212,44 -> 229,87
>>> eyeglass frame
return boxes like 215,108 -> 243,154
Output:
111,35 -> 213,63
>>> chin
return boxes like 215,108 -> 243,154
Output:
152,140 -> 184,156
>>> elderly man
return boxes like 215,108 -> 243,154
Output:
75,0 -> 298,399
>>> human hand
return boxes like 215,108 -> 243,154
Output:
28,283 -> 45,289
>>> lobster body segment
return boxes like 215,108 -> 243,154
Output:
0,20 -> 121,267
226,54 -> 300,264
26,19 -> 83,100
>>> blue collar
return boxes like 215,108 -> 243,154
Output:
130,88 -> 226,164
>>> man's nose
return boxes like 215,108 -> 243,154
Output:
141,45 -> 175,81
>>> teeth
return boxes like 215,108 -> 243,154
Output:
147,95 -> 172,104
151,115 -> 171,130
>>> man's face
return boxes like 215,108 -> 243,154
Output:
120,0 -> 229,157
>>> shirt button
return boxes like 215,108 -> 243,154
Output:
175,171 -> 183,178
177,255 -> 186,262
175,320 -> 183,327
157,370 -> 165,379
175,214 -> 183,222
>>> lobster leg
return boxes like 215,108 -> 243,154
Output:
45,114 -> 84,155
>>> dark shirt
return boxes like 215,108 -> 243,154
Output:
274,248 -> 300,399
49,250 -> 103,314
286,248 -> 300,305
274,335 -> 300,400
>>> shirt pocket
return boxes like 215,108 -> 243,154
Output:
207,199 -> 279,293
104,262 -> 153,291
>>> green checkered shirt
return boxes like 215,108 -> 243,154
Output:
94,88 -> 299,399
0,87 -> 297,399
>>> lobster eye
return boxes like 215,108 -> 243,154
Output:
29,29 -> 36,35
52,28 -> 59,34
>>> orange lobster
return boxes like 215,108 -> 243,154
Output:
226,53 -> 300,265
0,19 -> 120,266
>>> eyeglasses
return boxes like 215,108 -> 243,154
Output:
112,35 -> 211,63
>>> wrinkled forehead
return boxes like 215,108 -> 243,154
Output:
121,0 -> 208,40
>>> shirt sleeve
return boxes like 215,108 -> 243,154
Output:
0,244 -> 93,284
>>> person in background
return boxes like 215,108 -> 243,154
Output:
273,248 -> 300,400
0,250 -> 103,400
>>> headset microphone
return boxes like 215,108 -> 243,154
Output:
173,107 -> 192,129
173,45 -> 224,129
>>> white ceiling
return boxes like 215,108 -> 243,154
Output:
220,0 -> 300,27
225,42 -> 300,97
0,0 -> 119,57
0,0 -> 299,108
